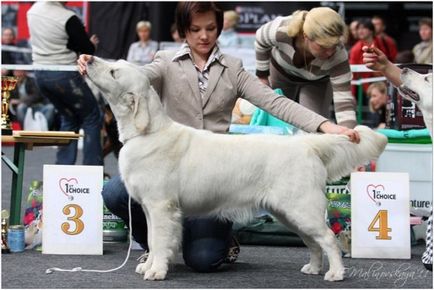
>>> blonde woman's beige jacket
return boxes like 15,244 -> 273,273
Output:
142,50 -> 328,133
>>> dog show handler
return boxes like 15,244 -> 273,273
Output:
255,7 -> 357,129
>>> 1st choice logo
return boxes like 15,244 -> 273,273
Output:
59,177 -> 90,201
366,184 -> 396,207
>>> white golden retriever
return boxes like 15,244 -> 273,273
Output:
398,68 -> 433,135
398,68 -> 433,269
86,57 -> 387,282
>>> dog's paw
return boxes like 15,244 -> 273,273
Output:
144,268 -> 167,280
301,263 -> 321,275
136,262 -> 150,275
136,253 -> 153,275
324,268 -> 345,281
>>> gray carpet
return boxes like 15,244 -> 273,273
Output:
1,146 -> 432,289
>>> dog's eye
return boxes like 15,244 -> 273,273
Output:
110,69 -> 116,79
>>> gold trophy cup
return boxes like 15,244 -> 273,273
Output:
1,76 -> 18,135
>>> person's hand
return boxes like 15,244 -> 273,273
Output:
362,45 -> 403,87
362,45 -> 389,72
258,76 -> 270,87
318,121 -> 360,143
90,34 -> 99,47
77,54 -> 94,75
9,98 -> 20,106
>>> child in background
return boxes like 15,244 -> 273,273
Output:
366,82 -> 388,129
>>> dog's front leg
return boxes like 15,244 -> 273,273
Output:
136,204 -> 154,275
143,199 -> 183,281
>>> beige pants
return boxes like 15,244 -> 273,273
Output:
270,63 -> 333,119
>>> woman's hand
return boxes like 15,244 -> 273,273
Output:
362,45 -> 389,72
362,45 -> 402,87
319,121 -> 360,143
77,54 -> 94,75
90,34 -> 99,48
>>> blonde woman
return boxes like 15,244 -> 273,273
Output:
256,7 -> 356,129
218,10 -> 241,47
366,82 -> 388,128
127,21 -> 158,65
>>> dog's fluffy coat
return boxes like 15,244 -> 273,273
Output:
86,57 -> 387,281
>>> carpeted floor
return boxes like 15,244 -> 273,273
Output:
1,242 -> 432,289
1,146 -> 432,289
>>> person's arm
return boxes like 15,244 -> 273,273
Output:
78,50 -> 165,81
255,16 -> 284,85
126,43 -> 135,63
388,37 -> 398,62
235,59 -> 359,142
65,15 -> 95,55
140,50 -> 164,87
362,45 -> 402,87
328,49 -> 357,129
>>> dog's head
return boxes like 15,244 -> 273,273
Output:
86,57 -> 151,136
398,68 -> 432,111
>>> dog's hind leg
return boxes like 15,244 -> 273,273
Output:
307,225 -> 344,281
271,212 -> 323,275
294,217 -> 344,281
143,199 -> 183,281
298,234 -> 323,275
268,191 -> 344,281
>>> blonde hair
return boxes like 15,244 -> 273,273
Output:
224,10 -> 239,28
136,21 -> 151,32
287,7 -> 347,48
367,82 -> 387,112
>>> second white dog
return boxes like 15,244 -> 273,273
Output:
398,67 -> 433,270
86,57 -> 387,282
398,68 -> 433,135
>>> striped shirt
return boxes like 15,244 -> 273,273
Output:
255,16 -> 356,128
172,43 -> 222,99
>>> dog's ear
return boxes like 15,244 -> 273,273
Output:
132,93 -> 149,132
426,73 -> 433,85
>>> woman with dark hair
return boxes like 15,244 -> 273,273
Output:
78,1 -> 360,274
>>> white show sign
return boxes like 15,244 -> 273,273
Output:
351,172 -> 410,259
43,165 -> 103,255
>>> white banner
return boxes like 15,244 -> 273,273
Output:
42,165 -> 103,255
351,172 -> 410,259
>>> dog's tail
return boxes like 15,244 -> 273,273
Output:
307,125 -> 388,182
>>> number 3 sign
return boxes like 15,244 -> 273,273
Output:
351,172 -> 410,259
43,165 -> 103,255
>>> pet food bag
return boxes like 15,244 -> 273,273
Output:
23,180 -> 43,250
326,177 -> 351,256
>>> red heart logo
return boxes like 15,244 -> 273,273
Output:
59,178 -> 78,201
366,184 -> 385,206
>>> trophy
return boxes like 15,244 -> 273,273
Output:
1,210 -> 10,253
1,76 -> 18,135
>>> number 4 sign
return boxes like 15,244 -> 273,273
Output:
43,165 -> 103,255
351,172 -> 410,259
